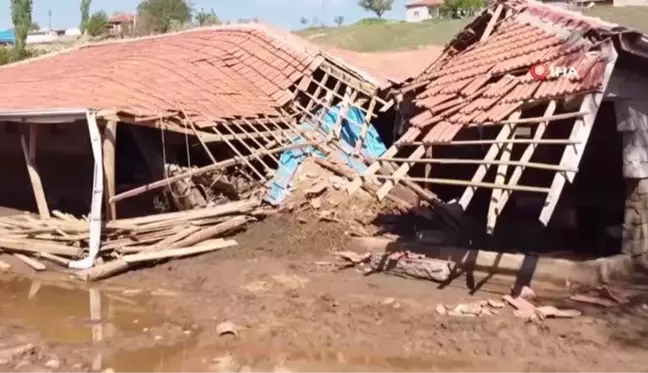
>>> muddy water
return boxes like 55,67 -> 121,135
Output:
0,277 -> 199,372
0,277 -> 488,372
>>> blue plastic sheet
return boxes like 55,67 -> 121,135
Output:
264,104 -> 387,205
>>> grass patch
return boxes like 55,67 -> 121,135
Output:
296,5 -> 648,53
583,5 -> 648,33
296,17 -> 472,52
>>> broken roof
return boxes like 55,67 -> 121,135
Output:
350,0 -> 648,232
0,23 -> 392,126
405,0 -> 640,129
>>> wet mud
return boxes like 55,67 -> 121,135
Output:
3,211 -> 648,372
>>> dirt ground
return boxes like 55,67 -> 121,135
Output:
3,200 -> 648,372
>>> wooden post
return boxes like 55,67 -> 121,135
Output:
102,120 -> 117,220
20,123 -> 50,219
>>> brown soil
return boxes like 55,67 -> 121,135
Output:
3,190 -> 648,371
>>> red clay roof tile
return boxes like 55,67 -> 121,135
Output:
0,23 -> 391,124
405,0 -> 616,130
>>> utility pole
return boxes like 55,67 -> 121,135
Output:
321,0 -> 325,27
48,9 -> 52,30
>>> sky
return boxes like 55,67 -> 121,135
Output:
0,0 -> 409,31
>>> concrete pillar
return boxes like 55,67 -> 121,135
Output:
622,178 -> 648,256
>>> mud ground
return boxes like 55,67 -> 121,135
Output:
3,198 -> 648,371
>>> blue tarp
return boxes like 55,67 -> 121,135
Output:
264,104 -> 387,205
0,29 -> 15,44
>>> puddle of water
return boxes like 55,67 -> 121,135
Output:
0,277 -> 166,344
107,344 -> 476,373
0,277 -> 481,372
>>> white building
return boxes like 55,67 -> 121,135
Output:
26,29 -> 64,45
406,0 -> 444,22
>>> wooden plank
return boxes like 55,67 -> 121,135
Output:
480,4 -> 503,42
13,254 -> 46,271
488,110 -> 533,233
373,174 -> 550,193
346,127 -> 421,196
356,97 -> 377,153
0,238 -> 81,256
490,101 -> 557,233
20,124 -> 50,219
110,142 -> 320,204
376,146 -> 427,200
540,43 -> 617,225
372,156 -> 575,172
458,111 -> 521,210
400,139 -> 581,146
102,120 -> 118,220
122,239 -> 238,263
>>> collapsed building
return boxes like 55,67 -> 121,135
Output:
1,0 -> 648,284
350,0 -> 648,265
0,23 -> 408,278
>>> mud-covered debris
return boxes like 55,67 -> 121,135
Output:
305,181 -> 328,198
210,354 -> 239,372
597,285 -> 630,304
102,369 -> 115,373
310,197 -> 322,209
535,306 -> 581,319
298,217 -> 307,224
319,210 -> 341,222
336,251 -> 372,264
436,304 -> 447,315
518,286 -> 536,301
329,176 -> 347,190
503,295 -> 535,312
216,321 -> 238,337
570,294 -> 616,308
0,344 -> 35,361
382,297 -> 396,305
513,309 -> 538,321
44,359 -> 61,369
488,299 -> 506,309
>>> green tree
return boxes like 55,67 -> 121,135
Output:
137,0 -> 192,33
11,0 -> 32,58
442,0 -> 484,18
300,17 -> 308,26
80,0 -> 92,34
29,21 -> 39,30
334,15 -> 344,26
195,8 -> 220,26
357,0 -> 393,18
86,10 -> 108,36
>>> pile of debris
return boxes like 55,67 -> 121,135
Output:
0,199 -> 266,280
436,287 -> 582,321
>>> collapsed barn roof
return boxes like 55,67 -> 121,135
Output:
0,23 -> 394,128
348,0 -> 648,232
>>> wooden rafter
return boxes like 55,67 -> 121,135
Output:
458,111 -> 521,210
102,120 -> 118,220
346,127 -> 422,196
20,123 -> 50,219
539,43 -> 618,226
487,100 -> 557,233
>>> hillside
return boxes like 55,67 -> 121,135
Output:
296,5 -> 648,53
296,18 -> 472,52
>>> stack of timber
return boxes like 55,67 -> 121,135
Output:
0,199 -> 264,280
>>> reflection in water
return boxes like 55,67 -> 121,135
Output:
0,277 -> 478,372
0,277 -> 198,372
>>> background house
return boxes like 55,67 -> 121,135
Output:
108,12 -> 136,35
406,0 -> 444,22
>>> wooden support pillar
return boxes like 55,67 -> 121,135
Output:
102,120 -> 117,220
20,123 -> 50,219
